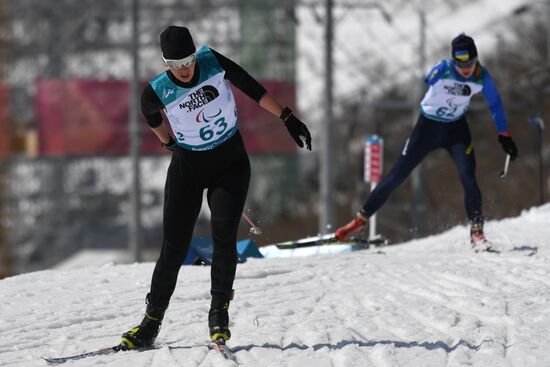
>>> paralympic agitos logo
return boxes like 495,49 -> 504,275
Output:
195,108 -> 222,123
179,85 -> 219,112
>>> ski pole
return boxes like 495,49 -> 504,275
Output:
499,154 -> 511,179
242,212 -> 262,235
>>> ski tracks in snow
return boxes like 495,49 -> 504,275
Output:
231,242 -> 550,367
1,214 -> 550,367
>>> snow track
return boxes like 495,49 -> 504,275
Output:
1,205 -> 550,366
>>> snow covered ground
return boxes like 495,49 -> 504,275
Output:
1,205 -> 550,367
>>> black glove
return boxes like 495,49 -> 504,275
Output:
161,136 -> 177,151
498,134 -> 518,160
280,107 -> 312,150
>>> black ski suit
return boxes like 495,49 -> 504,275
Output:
141,47 -> 266,307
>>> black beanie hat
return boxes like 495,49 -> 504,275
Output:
451,33 -> 478,64
160,26 -> 196,59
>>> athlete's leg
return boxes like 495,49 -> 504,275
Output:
207,153 -> 250,293
361,116 -> 437,216
148,153 -> 204,307
121,153 -> 204,349
447,138 -> 483,226
206,148 -> 250,341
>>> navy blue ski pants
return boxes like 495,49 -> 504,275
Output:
361,114 -> 483,225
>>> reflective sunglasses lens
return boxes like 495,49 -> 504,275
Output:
183,55 -> 196,67
167,60 -> 184,68
164,54 -> 195,68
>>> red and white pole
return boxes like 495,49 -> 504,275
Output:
364,135 -> 383,241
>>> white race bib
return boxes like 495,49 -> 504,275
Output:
150,45 -> 238,151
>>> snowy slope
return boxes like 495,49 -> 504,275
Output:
1,205 -> 550,367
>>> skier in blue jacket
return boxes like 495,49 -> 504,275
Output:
336,33 -> 518,247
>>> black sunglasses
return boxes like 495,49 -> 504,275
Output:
453,57 -> 477,69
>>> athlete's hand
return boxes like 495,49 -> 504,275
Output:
161,136 -> 177,151
498,134 -> 518,160
281,108 -> 312,150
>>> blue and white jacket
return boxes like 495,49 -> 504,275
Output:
420,60 -> 508,133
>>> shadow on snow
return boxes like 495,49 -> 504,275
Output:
230,338 -> 487,353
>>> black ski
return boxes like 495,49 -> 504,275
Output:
274,233 -> 388,249
510,245 -> 538,256
43,344 -> 124,364
207,338 -> 237,362
42,343 -> 157,364
476,245 -> 538,256
43,338 -> 241,364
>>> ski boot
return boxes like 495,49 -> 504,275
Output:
335,210 -> 368,242
208,290 -> 234,342
120,295 -> 167,350
470,222 -> 491,249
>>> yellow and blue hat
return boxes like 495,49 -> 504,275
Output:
451,33 -> 478,68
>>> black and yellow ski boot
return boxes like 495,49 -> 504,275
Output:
208,290 -> 234,342
120,295 -> 167,350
